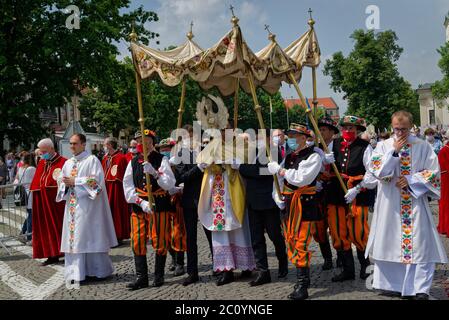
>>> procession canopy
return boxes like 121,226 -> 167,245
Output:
130,30 -> 203,87
283,26 -> 321,74
187,16 -> 269,96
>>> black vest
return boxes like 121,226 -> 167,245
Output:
327,137 -> 375,206
284,146 -> 321,221
131,151 -> 174,213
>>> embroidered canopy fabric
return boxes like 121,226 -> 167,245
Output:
130,36 -> 204,87
284,27 -> 320,70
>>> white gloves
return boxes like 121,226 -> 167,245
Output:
168,186 -> 183,195
323,152 -> 335,165
316,181 -> 323,193
268,161 -> 281,175
344,187 -> 360,204
140,200 -> 152,214
230,159 -> 241,170
142,161 -> 157,177
197,163 -> 209,171
169,156 -> 177,166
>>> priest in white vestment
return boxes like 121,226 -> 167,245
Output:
56,134 -> 118,283
366,111 -> 448,299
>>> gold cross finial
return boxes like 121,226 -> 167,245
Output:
129,20 -> 137,42
187,21 -> 194,40
308,8 -> 315,27
230,5 -> 235,16
264,24 -> 276,42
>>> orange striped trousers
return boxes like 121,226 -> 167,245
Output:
283,219 -> 313,268
130,210 -> 187,256
327,204 -> 370,252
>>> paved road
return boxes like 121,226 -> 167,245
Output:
1,194 -> 448,300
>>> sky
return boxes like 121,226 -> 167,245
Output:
117,0 -> 449,114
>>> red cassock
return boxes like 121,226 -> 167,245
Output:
438,143 -> 449,237
102,151 -> 131,240
125,152 -> 134,163
30,154 -> 66,259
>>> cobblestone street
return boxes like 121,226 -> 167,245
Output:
1,200 -> 448,300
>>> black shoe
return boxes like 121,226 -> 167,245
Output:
240,270 -> 252,279
249,271 -> 271,286
41,256 -> 59,266
174,264 -> 185,277
336,250 -> 343,268
216,271 -> 234,286
288,268 -> 310,300
378,290 -> 401,298
152,254 -> 166,287
319,242 -> 333,270
414,293 -> 429,300
212,270 -> 222,277
182,273 -> 199,286
331,250 -> 355,282
168,252 -> 176,272
127,255 -> 149,291
278,259 -> 289,278
356,249 -> 371,280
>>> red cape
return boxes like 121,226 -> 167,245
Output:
30,153 -> 66,259
102,151 -> 131,240
438,143 -> 449,237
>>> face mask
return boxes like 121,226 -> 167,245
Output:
426,135 -> 434,142
272,136 -> 281,147
41,153 -> 51,160
342,130 -> 357,142
287,138 -> 298,151
306,141 -> 315,147
161,151 -> 171,158
129,147 -> 137,154
136,144 -> 143,154
103,147 -> 109,154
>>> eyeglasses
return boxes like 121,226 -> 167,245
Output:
393,128 -> 409,133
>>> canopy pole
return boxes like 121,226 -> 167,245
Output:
288,72 -> 347,194
312,66 -> 319,144
177,79 -> 187,129
233,78 -> 239,129
129,28 -> 155,209
247,72 -> 282,199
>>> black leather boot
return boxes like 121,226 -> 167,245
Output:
288,267 -> 310,300
126,255 -> 149,291
168,250 -> 176,272
152,254 -> 166,287
336,250 -> 343,268
216,271 -> 234,286
319,242 -> 333,270
357,249 -> 371,280
249,270 -> 271,286
331,250 -> 355,282
278,258 -> 289,278
182,273 -> 199,286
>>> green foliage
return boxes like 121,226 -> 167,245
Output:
0,0 -> 158,151
323,29 -> 420,130
432,41 -> 449,105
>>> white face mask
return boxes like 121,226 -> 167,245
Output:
272,136 -> 281,147
103,147 -> 109,154
426,135 -> 434,142
306,141 -> 315,147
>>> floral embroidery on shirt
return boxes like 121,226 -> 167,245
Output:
211,173 -> 226,231
418,170 -> 440,190
399,144 -> 413,263
371,155 -> 382,171
86,177 -> 102,195
68,160 -> 78,252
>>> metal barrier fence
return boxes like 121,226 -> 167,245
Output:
0,183 -> 30,255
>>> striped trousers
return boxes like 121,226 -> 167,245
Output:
327,204 -> 370,252
283,219 -> 313,268
130,210 -> 187,256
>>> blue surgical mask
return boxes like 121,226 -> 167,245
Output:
41,153 -> 51,160
161,151 -> 171,158
287,138 -> 298,151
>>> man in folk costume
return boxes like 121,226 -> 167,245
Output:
326,115 -> 376,282
157,137 -> 187,277
123,129 -> 176,290
313,117 -> 341,270
437,131 -> 449,237
197,95 -> 256,286
56,134 -> 117,282
30,138 -> 66,265
102,137 -> 130,244
239,129 -> 288,286
363,111 -> 448,299
173,124 -> 214,286
268,123 -> 322,300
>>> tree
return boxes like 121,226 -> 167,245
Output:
0,0 -> 158,153
323,29 -> 419,130
432,41 -> 449,104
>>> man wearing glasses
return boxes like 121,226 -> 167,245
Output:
364,110 -> 448,299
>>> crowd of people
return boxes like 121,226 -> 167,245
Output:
1,98 -> 449,300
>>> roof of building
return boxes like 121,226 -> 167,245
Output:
417,83 -> 433,91
284,97 -> 339,110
